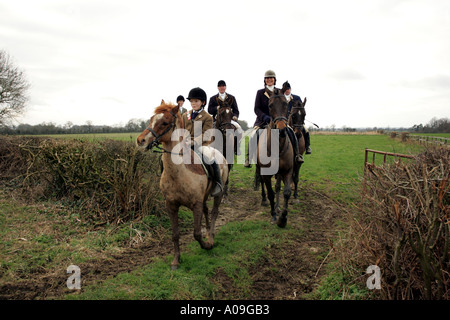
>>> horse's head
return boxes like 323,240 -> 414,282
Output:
268,95 -> 289,136
216,102 -> 235,133
288,98 -> 307,136
137,100 -> 183,150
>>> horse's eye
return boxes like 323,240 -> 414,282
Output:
162,122 -> 169,126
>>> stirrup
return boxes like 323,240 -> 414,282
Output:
211,183 -> 223,197
296,154 -> 304,164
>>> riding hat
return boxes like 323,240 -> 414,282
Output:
187,87 -> 207,103
217,80 -> 226,87
281,81 -> 291,94
176,95 -> 185,102
264,70 -> 276,78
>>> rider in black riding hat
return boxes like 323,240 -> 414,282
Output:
281,81 -> 311,155
181,87 -> 224,197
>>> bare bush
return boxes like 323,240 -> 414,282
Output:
337,147 -> 449,299
0,136 -> 163,223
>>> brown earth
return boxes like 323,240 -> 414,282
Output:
0,177 -> 343,300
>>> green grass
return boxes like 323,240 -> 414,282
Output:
68,220 -> 283,300
410,132 -> 450,138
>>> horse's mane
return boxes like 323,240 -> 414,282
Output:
154,101 -> 184,129
154,101 -> 176,114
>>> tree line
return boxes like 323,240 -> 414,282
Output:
411,117 -> 450,133
0,118 -> 250,135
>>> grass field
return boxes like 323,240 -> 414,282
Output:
0,132 -> 427,300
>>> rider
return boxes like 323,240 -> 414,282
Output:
182,87 -> 224,197
244,70 -> 303,167
281,81 -> 311,155
176,95 -> 187,115
208,80 -> 243,154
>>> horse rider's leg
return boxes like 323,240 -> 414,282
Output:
231,120 -> 243,156
304,127 -> 312,154
287,126 -> 304,164
193,202 -> 212,250
166,200 -> 181,269
210,161 -> 224,197
200,147 -> 224,197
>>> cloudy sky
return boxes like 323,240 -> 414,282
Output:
1,0 -> 449,129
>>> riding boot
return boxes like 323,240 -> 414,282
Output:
287,127 -> 304,164
210,162 -> 224,197
304,130 -> 312,154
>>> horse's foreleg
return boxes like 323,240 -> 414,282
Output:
193,202 -> 212,250
166,201 -> 181,270
257,167 -> 268,206
262,176 -> 276,223
277,174 -> 292,228
275,175 -> 282,213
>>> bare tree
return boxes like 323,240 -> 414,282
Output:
0,50 -> 30,126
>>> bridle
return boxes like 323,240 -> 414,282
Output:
269,95 -> 289,129
216,106 -> 236,133
288,106 -> 305,130
146,110 -> 179,152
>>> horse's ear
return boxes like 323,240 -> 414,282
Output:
303,97 -> 307,107
172,104 -> 180,114
161,99 -> 165,105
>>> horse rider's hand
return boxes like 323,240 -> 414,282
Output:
232,116 -> 238,121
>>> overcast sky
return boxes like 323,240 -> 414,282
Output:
1,0 -> 449,129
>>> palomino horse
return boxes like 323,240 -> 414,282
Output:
136,101 -> 229,269
288,98 -> 307,201
256,94 -> 294,228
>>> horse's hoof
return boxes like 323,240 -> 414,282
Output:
171,264 -> 179,270
261,200 -> 268,207
271,215 -> 277,224
277,216 -> 287,228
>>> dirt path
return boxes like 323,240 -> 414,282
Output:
0,176 -> 341,300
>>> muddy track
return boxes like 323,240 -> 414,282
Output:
0,178 -> 341,300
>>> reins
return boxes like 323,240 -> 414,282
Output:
147,110 -> 184,156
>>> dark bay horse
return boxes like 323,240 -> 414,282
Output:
211,102 -> 238,200
136,101 -> 229,270
288,98 -> 307,201
256,94 -> 294,228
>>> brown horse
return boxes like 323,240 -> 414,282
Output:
256,94 -> 294,228
136,101 -> 229,269
288,98 -> 307,201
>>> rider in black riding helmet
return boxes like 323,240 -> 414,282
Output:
281,81 -> 311,155
182,87 -> 224,197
